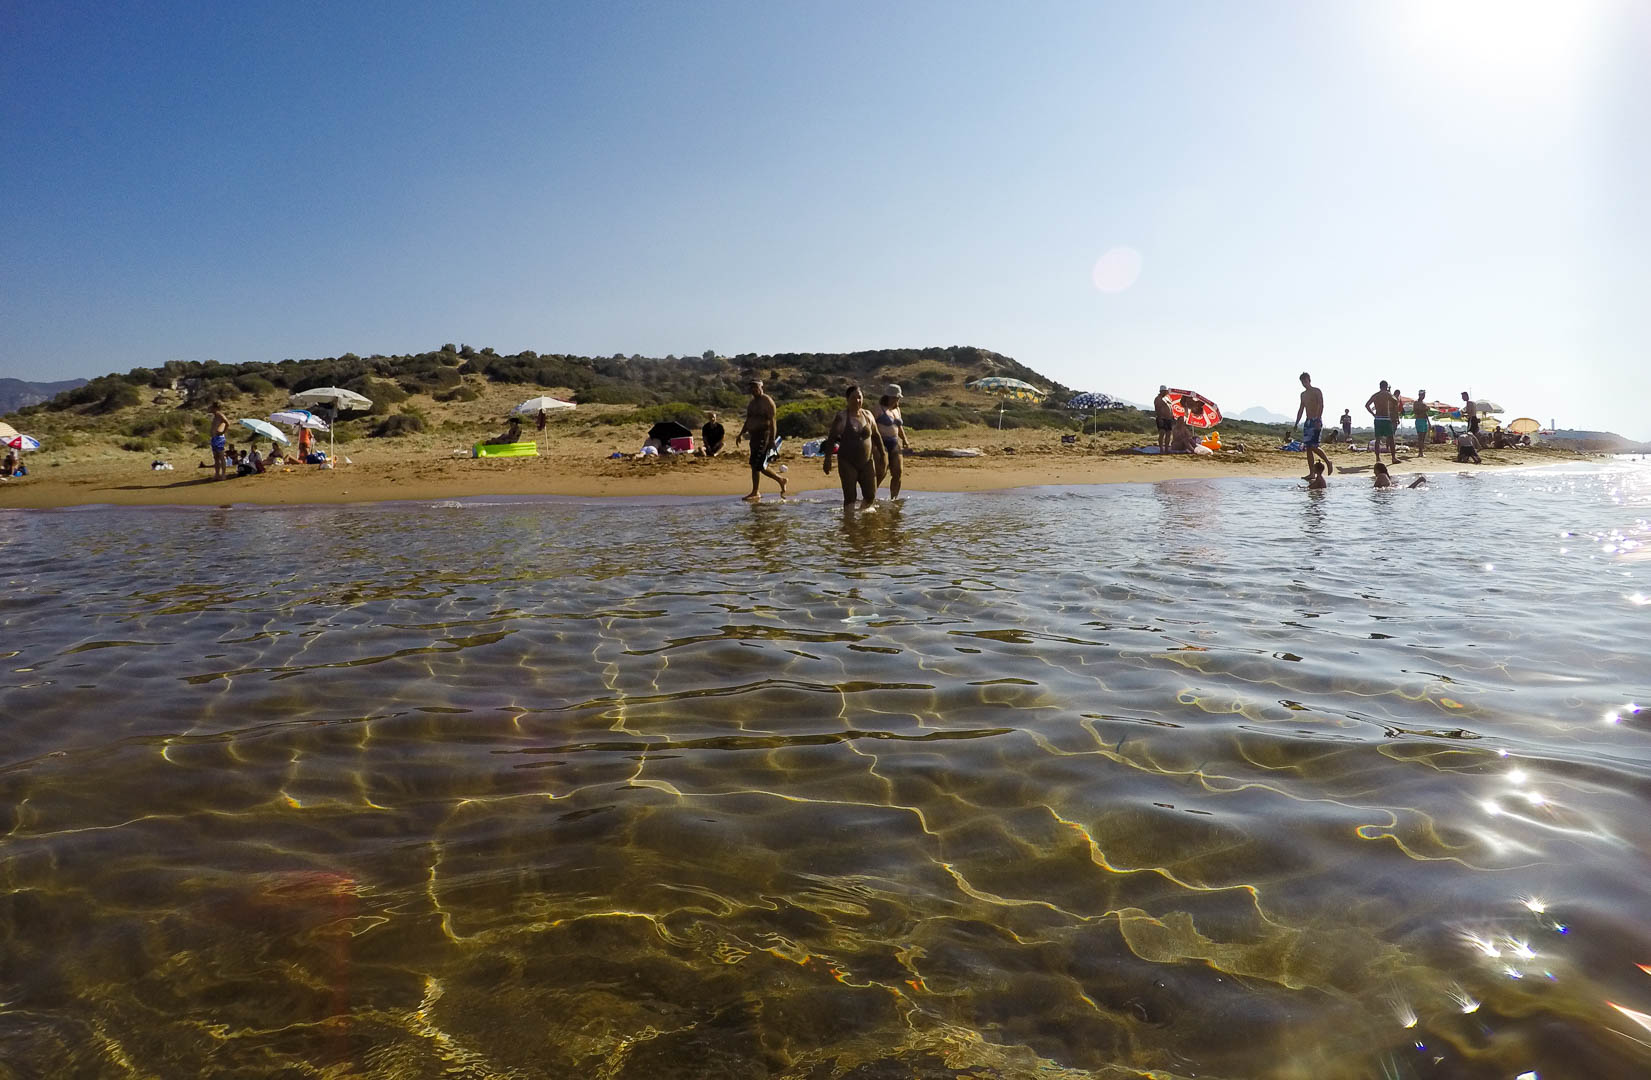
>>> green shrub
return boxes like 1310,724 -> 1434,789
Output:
370,412 -> 427,438
342,377 -> 407,416
434,384 -> 480,403
235,374 -> 276,395
118,438 -> 150,452
575,383 -> 655,406
774,398 -> 838,438
600,401 -> 706,428
900,406 -> 970,430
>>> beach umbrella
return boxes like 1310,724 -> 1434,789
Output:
1166,388 -> 1222,428
1065,392 -> 1118,435
1508,417 -> 1541,435
4,434 -> 41,452
968,377 -> 1047,429
1472,399 -> 1504,415
511,395 -> 576,415
239,417 -> 289,446
0,421 -> 18,442
288,387 -> 371,462
268,409 -> 330,431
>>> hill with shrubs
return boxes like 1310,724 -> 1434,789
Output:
4,343 -> 1298,453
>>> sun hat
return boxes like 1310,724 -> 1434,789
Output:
1159,384 -> 1168,393
885,384 -> 902,399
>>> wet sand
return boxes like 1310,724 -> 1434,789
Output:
0,428 -> 1564,509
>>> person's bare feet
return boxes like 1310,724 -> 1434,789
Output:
1324,459 -> 1334,474
742,492 -> 760,501
778,477 -> 787,497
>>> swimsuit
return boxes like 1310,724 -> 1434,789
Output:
875,408 -> 903,454
1415,418 -> 1429,433
1302,418 -> 1323,447
1373,418 -> 1394,437
211,434 -> 227,452
1155,416 -> 1174,432
748,435 -> 775,471
836,412 -> 877,499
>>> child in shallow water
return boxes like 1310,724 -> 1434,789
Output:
1307,460 -> 1327,489
1373,462 -> 1426,488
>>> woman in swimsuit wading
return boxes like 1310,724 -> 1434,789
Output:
874,384 -> 913,498
824,385 -> 887,507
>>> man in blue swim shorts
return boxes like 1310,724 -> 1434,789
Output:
1412,388 -> 1431,458
209,404 -> 230,481
1290,372 -> 1334,480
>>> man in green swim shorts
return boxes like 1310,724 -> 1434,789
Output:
1364,380 -> 1399,465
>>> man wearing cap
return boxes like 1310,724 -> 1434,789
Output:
875,384 -> 913,498
1153,386 -> 1174,454
734,378 -> 785,500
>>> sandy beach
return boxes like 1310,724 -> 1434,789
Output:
0,420 -> 1567,509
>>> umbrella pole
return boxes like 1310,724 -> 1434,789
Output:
998,402 -> 1005,431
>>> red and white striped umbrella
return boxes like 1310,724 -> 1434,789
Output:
1166,388 -> 1222,429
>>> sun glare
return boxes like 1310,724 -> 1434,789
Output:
1390,0 -> 1606,93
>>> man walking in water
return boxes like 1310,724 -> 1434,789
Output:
1153,385 -> 1174,454
209,403 -> 230,480
734,377 -> 786,500
1290,372 -> 1333,480
1365,380 -> 1399,465
1462,392 -> 1478,439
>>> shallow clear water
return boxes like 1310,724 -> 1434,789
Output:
3,461 -> 1650,1078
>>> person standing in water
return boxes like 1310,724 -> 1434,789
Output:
1365,380 -> 1399,465
734,378 -> 785,500
1290,372 -> 1334,480
823,385 -> 886,507
1153,385 -> 1174,454
874,384 -> 912,498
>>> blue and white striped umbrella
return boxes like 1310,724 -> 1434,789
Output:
1065,392 -> 1118,411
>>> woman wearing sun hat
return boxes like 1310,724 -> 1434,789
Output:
875,383 -> 912,498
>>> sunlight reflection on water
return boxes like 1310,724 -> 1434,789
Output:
2,461 -> 1650,1077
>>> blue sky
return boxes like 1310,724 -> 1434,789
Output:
3,1 -> 1646,436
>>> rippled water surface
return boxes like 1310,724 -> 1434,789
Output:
4,462 -> 1651,1078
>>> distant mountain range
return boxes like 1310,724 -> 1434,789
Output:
1,377 -> 88,415
1235,406 -> 1295,425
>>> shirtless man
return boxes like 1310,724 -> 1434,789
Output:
1290,372 -> 1333,480
1364,380 -> 1399,465
1462,393 -> 1479,438
733,378 -> 785,500
1153,385 -> 1174,454
1412,389 -> 1431,458
209,404 -> 230,480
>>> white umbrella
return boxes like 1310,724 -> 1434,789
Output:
290,386 -> 372,411
0,421 -> 18,442
512,396 -> 576,415
288,387 -> 371,463
239,418 -> 289,446
268,409 -> 330,431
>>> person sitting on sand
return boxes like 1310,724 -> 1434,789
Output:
248,446 -> 264,474
701,411 -> 725,457
2,450 -> 16,477
1168,416 -> 1201,454
234,449 -> 254,477
1456,433 -> 1481,464
823,384 -> 886,507
1306,460 -> 1327,489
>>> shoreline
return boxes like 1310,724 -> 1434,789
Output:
0,438 -> 1578,511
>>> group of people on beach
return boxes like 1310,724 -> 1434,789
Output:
726,378 -> 911,505
1289,372 -> 1499,489
205,405 -> 319,479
